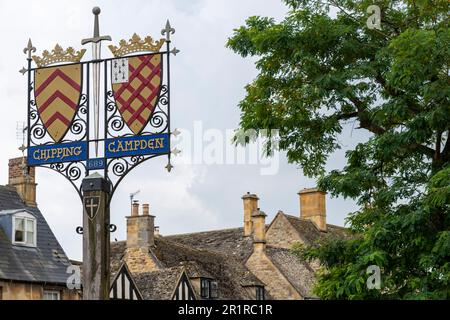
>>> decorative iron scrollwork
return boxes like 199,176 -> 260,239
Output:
69,95 -> 88,140
27,38 -> 173,208
106,84 -> 169,139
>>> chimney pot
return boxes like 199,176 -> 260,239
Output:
132,201 -> 139,216
142,203 -> 150,216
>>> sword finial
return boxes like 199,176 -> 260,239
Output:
93,7 -> 101,38
161,20 -> 175,42
81,6 -> 111,46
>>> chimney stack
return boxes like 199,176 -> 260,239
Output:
251,208 -> 267,253
298,188 -> 327,232
126,202 -> 155,248
8,157 -> 37,207
242,192 -> 259,237
142,203 -> 150,216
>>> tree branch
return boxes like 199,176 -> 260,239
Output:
347,96 -> 387,135
411,143 -> 435,159
336,111 -> 358,120
347,95 -> 435,158
435,131 -> 442,161
374,74 -> 421,114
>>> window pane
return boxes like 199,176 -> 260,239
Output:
200,279 -> 210,299
26,219 -> 34,232
43,291 -> 60,300
14,218 -> 25,242
15,230 -> 24,242
256,287 -> 265,300
210,281 -> 218,299
26,231 -> 34,245
16,218 -> 25,231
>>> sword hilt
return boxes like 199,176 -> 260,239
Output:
81,7 -> 111,46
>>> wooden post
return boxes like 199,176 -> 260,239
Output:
81,172 -> 111,300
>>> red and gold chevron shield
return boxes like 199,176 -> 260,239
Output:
112,54 -> 162,135
34,65 -> 82,143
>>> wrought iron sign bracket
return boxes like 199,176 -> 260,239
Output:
24,11 -> 178,205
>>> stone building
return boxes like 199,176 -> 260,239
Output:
0,156 -> 348,300
0,157 -> 80,300
110,190 -> 348,300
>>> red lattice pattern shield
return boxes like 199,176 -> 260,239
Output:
112,54 -> 162,135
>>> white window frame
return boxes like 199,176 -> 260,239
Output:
12,212 -> 37,247
43,290 -> 61,300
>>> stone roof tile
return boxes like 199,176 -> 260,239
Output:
0,185 -> 73,284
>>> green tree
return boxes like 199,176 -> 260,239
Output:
227,0 -> 450,299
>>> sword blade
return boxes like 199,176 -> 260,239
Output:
92,43 -> 101,157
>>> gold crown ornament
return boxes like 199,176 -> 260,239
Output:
108,33 -> 165,57
32,44 -> 86,67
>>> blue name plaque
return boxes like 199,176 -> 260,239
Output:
105,133 -> 170,159
28,141 -> 88,166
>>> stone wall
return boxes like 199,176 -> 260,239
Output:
266,213 -> 303,249
0,281 -> 80,300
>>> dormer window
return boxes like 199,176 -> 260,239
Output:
13,213 -> 36,247
200,278 -> 218,299
200,278 -> 210,299
256,286 -> 265,300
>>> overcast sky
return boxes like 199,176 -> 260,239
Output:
0,0 -> 363,261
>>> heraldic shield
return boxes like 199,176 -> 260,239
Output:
34,65 -> 82,143
84,195 -> 100,220
111,54 -> 162,135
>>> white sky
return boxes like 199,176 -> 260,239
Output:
0,0 -> 362,261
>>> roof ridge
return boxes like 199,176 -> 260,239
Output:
135,265 -> 185,275
165,226 -> 244,237
157,236 -> 230,259
283,213 -> 346,229
326,223 -> 347,230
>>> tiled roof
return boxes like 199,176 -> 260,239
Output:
110,212 -> 349,300
110,240 -> 126,276
110,236 -> 263,299
165,227 -> 254,262
266,246 -> 317,298
132,267 -> 184,300
0,185 -> 73,284
284,214 -> 350,245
